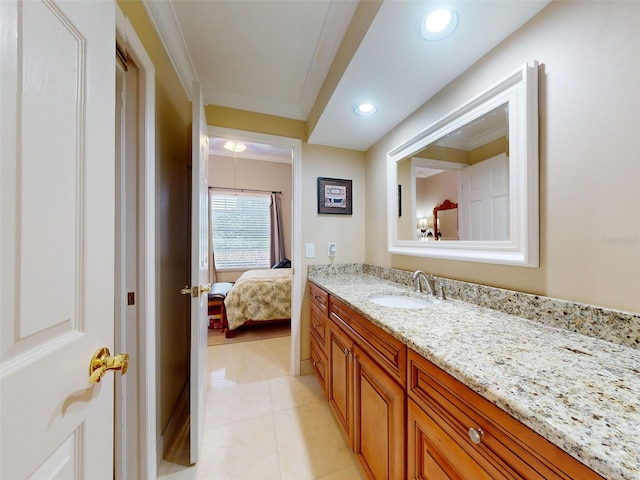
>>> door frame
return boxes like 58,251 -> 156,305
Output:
207,126 -> 303,375
115,7 -> 157,478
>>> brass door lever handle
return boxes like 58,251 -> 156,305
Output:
89,347 -> 129,384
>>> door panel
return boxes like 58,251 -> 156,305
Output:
189,82 -> 209,464
353,346 -> 405,480
327,322 -> 353,443
461,153 -> 509,240
1,1 -> 115,478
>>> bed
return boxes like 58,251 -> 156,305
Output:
223,268 -> 292,337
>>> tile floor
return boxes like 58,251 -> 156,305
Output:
158,336 -> 364,480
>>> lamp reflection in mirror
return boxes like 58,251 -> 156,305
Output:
417,216 -> 435,240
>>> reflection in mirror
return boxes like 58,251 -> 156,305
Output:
404,103 -> 509,242
387,62 -> 539,266
434,200 -> 458,240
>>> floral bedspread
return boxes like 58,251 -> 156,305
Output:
224,268 -> 292,330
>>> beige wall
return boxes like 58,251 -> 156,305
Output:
417,170 -> 459,220
117,0 -> 192,442
206,104 -> 305,140
366,1 -> 640,313
300,144 -> 366,360
397,157 -> 414,239
208,155 -> 293,283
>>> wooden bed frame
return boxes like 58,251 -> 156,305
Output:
223,318 -> 290,338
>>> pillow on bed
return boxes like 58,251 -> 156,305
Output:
272,258 -> 291,269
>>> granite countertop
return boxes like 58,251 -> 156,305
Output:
308,272 -> 640,480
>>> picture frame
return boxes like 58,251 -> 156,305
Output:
317,177 -> 352,215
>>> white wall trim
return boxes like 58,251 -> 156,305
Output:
208,126 -> 303,375
141,0 -> 197,100
116,7 -> 158,479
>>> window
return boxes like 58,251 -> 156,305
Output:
210,190 -> 271,270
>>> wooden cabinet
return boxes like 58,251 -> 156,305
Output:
352,343 -> 405,480
310,282 -> 603,480
407,349 -> 604,480
325,293 -> 406,480
330,296 -> 406,387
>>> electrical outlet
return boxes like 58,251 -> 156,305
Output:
328,242 -> 336,257
305,243 -> 315,258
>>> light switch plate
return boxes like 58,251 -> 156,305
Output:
328,242 -> 336,257
305,243 -> 315,258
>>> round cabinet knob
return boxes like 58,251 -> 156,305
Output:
469,427 -> 485,445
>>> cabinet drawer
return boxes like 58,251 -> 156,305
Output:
330,297 -> 406,387
407,349 -> 603,480
309,282 -> 329,314
310,302 -> 329,354
408,398 -> 496,479
310,334 -> 328,398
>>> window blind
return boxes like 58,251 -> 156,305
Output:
210,191 -> 271,269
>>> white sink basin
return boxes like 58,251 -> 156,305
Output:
367,294 -> 431,309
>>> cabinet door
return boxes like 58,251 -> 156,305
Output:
353,346 -> 405,480
327,322 -> 354,444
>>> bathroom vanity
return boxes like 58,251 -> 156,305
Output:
308,266 -> 639,480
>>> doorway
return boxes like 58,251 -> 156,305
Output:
207,126 -> 303,375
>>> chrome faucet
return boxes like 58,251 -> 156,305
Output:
412,270 -> 436,296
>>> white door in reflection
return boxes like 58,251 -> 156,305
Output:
460,153 -> 509,240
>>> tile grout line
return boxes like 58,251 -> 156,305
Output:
268,377 -> 284,479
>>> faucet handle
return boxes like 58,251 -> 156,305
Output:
435,281 -> 449,300
426,274 -> 437,295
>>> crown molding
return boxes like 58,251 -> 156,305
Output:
142,0 -> 197,99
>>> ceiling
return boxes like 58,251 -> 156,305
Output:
143,0 -> 549,153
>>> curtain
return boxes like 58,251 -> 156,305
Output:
208,187 -> 217,283
270,192 -> 286,266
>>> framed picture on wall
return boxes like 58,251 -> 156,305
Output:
317,177 -> 352,215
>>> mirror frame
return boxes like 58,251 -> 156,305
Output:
387,62 -> 539,267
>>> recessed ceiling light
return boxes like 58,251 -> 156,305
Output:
420,8 -> 459,41
223,141 -> 247,153
353,103 -> 377,116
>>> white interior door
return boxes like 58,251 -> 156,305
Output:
189,81 -> 210,464
460,153 -> 510,240
1,1 -> 116,478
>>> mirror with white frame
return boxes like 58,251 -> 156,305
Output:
387,62 -> 539,266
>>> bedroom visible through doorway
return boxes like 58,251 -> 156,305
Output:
207,126 -> 303,376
